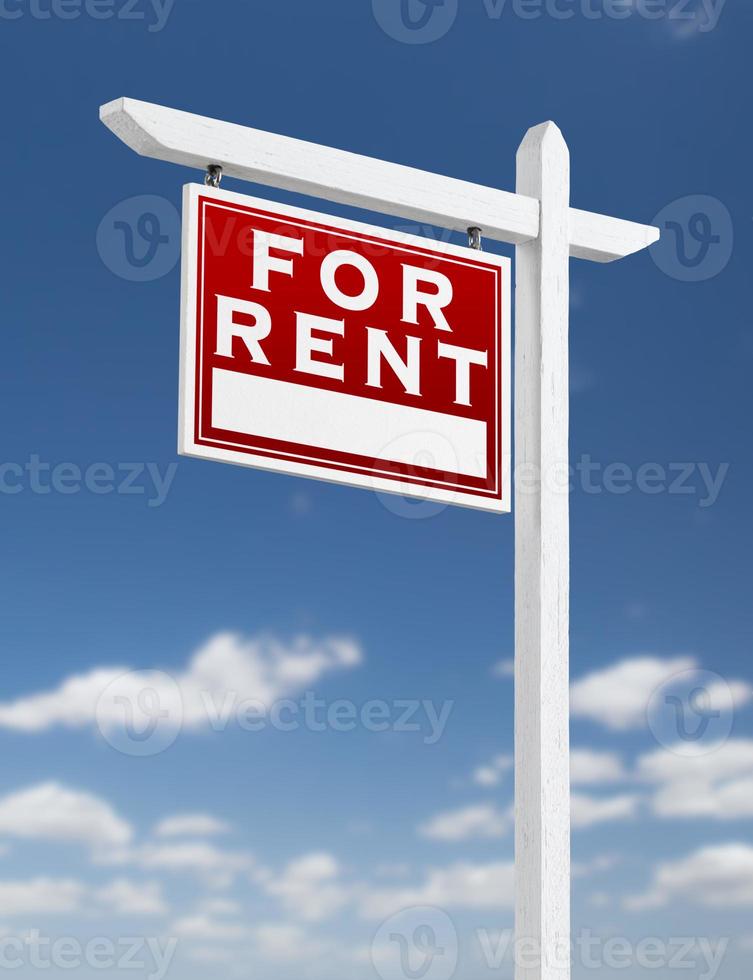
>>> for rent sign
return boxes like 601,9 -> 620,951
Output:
179,185 -> 510,511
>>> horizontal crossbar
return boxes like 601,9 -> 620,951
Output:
100,98 -> 659,263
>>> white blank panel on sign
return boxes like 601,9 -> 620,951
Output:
211,369 -> 487,479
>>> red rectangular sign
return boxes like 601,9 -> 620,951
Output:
179,184 -> 510,512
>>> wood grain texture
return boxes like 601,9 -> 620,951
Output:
99,98 -> 658,262
100,97 -> 538,246
515,122 -> 571,980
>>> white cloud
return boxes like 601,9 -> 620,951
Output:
153,814 -> 231,838
255,852 -> 516,932
708,679 -> 753,712
101,840 -> 255,889
0,783 -> 132,850
492,659 -> 514,678
264,853 -> 349,922
94,878 -> 168,916
570,749 -> 627,785
252,922 -> 331,961
197,898 -> 242,917
419,804 -> 511,841
359,861 -> 515,920
571,792 -> 640,829
0,878 -> 85,916
626,843 -> 753,910
570,656 -> 752,732
473,754 -> 513,787
0,632 -> 362,734
175,905 -> 339,963
637,739 -> 753,820
571,656 -> 695,730
0,782 -> 255,891
0,876 -> 167,919
172,913 -> 250,941
171,896 -> 251,943
179,850 -> 517,938
0,668 -> 128,734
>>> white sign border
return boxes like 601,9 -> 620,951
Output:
179,182 -> 511,513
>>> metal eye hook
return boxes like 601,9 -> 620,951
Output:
468,226 -> 483,251
205,164 -> 223,188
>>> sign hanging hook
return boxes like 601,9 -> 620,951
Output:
468,226 -> 483,251
205,164 -> 223,188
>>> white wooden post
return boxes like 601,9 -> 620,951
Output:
515,122 -> 571,980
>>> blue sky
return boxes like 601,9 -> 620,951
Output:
0,1 -> 752,978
